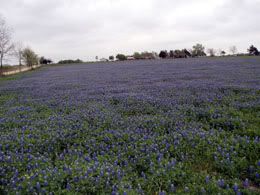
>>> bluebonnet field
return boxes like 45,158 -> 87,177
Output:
0,57 -> 260,194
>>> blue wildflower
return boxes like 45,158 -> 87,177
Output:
243,178 -> 249,188
233,183 -> 239,192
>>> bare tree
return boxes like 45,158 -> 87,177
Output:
207,48 -> 216,57
229,46 -> 237,55
14,42 -> 24,66
0,15 -> 14,69
216,49 -> 222,56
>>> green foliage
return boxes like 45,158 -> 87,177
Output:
116,54 -> 127,61
248,45 -> 260,56
133,52 -> 142,60
39,56 -> 52,64
58,59 -> 83,64
109,56 -> 114,61
159,50 -> 168,58
22,47 -> 39,67
192,43 -> 206,57
133,52 -> 155,60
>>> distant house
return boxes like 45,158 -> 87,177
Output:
100,58 -> 109,62
127,56 -> 135,60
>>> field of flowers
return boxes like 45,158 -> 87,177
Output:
0,57 -> 260,194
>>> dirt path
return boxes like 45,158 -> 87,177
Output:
0,65 -> 41,76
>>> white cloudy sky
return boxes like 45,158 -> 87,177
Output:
1,0 -> 260,62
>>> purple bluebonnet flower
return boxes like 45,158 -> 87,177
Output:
111,191 -> 117,195
36,182 -> 41,191
159,191 -> 166,195
44,180 -> 48,186
73,177 -> 80,183
217,179 -> 225,188
66,183 -> 71,191
233,183 -> 239,192
243,178 -> 249,188
205,175 -> 210,184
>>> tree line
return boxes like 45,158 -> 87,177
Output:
109,44 -> 259,61
58,59 -> 83,64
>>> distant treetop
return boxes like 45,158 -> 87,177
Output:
40,56 -> 52,65
116,54 -> 127,61
58,59 -> 83,64
192,44 -> 206,57
248,45 -> 259,56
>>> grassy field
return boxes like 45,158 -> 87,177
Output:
0,57 -> 260,194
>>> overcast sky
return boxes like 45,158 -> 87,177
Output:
1,0 -> 260,62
